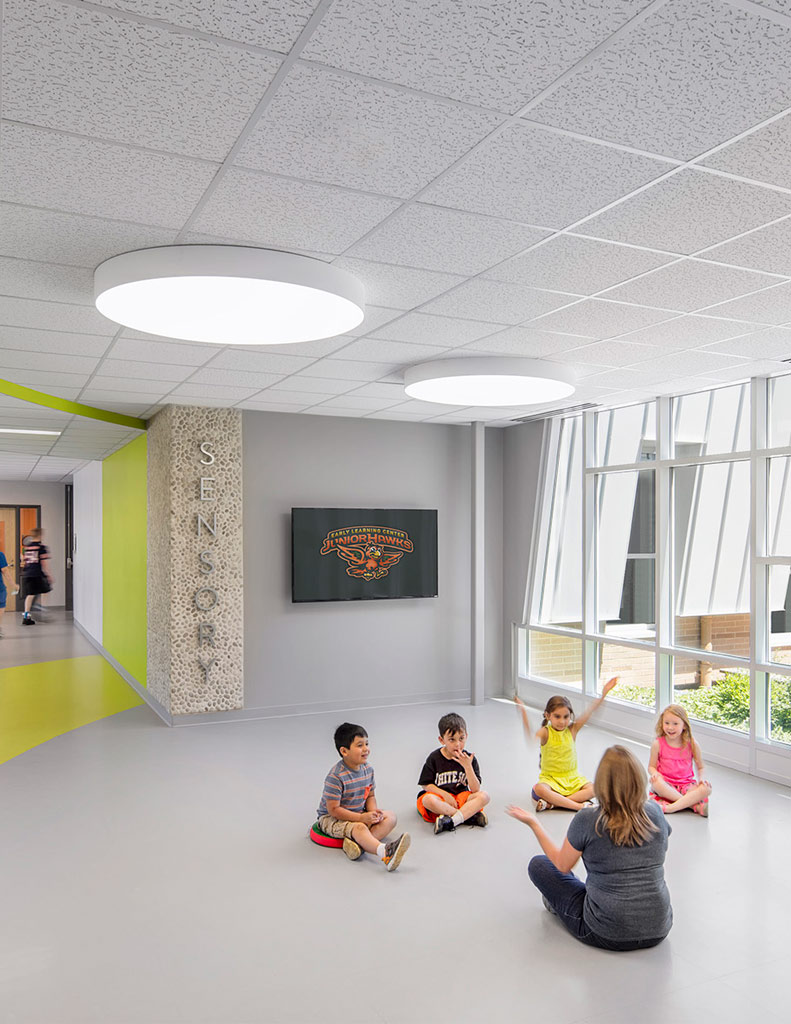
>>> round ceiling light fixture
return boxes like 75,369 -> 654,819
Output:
94,245 -> 365,345
404,357 -> 576,407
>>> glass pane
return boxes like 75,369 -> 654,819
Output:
767,565 -> 791,666
672,383 -> 749,457
767,457 -> 791,556
529,630 -> 582,690
597,642 -> 655,708
597,469 -> 655,639
595,402 -> 656,465
768,373 -> 791,448
673,461 -> 750,657
535,416 -> 582,629
673,661 -> 749,733
769,672 -> 791,744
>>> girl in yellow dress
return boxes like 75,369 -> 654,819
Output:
515,678 -> 618,811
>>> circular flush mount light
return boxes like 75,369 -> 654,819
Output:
94,245 -> 365,345
404,357 -> 576,407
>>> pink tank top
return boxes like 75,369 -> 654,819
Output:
655,735 -> 695,788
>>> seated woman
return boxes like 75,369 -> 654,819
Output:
507,745 -> 672,951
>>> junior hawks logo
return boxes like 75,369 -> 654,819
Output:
320,525 -> 414,580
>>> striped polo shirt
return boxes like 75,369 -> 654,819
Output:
317,759 -> 376,818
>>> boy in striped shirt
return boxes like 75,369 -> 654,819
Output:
317,723 -> 410,871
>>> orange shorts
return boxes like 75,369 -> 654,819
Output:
417,789 -> 472,823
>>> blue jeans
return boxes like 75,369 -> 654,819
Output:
527,855 -> 666,952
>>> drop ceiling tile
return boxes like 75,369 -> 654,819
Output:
304,406 -> 367,418
484,235 -> 676,294
702,113 -> 791,189
3,0 -> 281,159
422,279 -> 579,324
421,122 -> 668,227
184,367 -> 285,389
369,313 -> 500,346
315,395 -> 401,411
0,327 -> 111,357
628,349 -> 749,378
459,326 -> 589,357
704,358 -> 789,382
529,0 -> 791,159
87,375 -> 170,394
388,399 -> 469,416
329,338 -> 447,363
702,282 -> 791,324
0,295 -> 114,336
582,170 -> 791,255
270,377 -> 354,395
169,383 -> 260,401
8,369 -> 90,389
299,359 -> 401,381
348,204 -> 547,276
0,349 -> 99,374
302,0 -> 656,112
609,314 -> 761,348
0,257 -> 94,306
107,336 -> 215,365
99,0 -> 316,52
602,260 -> 782,313
347,382 -> 407,400
529,299 -> 675,339
237,64 -> 503,198
78,395 -> 152,413
207,350 -> 315,374
344,306 -> 404,338
243,336 -> 354,358
701,217 -> 791,277
702,327 -> 791,360
193,169 -> 400,254
0,203 -> 175,270
329,258 -> 463,309
0,123 -> 218,228
237,400 -> 309,412
649,376 -> 723,396
585,366 -> 677,388
247,389 -> 331,405
544,339 -> 661,367
366,410 -> 433,421
96,359 -> 195,382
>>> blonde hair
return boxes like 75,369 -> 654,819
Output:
656,704 -> 693,747
594,746 -> 658,847
541,695 -> 575,728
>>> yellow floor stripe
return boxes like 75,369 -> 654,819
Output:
0,655 -> 143,764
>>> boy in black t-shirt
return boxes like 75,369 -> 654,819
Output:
417,712 -> 490,834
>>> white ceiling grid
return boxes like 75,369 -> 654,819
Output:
3,0 -> 791,476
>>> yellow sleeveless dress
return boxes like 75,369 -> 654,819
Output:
538,725 -> 589,796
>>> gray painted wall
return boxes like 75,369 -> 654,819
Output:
502,421 -> 547,689
242,411 -> 505,713
0,481 -> 67,607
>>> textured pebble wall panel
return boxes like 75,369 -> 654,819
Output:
147,407 -> 172,711
147,405 -> 244,714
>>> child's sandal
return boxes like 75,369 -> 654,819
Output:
535,799 -> 553,812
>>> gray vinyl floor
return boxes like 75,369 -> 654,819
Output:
2,672 -> 791,1023
0,606 -> 96,669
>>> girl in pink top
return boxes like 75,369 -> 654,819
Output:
648,705 -> 711,817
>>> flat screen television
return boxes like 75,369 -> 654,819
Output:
292,507 -> 438,603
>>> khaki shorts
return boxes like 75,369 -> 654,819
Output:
318,814 -> 358,839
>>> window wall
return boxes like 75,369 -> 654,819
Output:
520,376 -> 791,782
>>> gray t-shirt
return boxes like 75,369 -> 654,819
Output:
567,801 -> 672,941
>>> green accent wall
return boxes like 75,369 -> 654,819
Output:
103,434 -> 147,686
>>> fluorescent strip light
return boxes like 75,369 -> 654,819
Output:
0,428 -> 62,436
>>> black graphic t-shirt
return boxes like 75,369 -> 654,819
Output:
22,541 -> 49,578
417,748 -> 482,798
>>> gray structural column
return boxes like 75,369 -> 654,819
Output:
147,405 -> 244,714
472,420 -> 485,705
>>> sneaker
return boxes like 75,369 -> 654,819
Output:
22,616 -> 35,625
433,815 -> 455,835
466,810 -> 488,828
342,837 -> 363,861
382,832 -> 410,871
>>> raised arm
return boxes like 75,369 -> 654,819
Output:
515,696 -> 543,741
506,805 -> 581,873
572,676 -> 618,736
